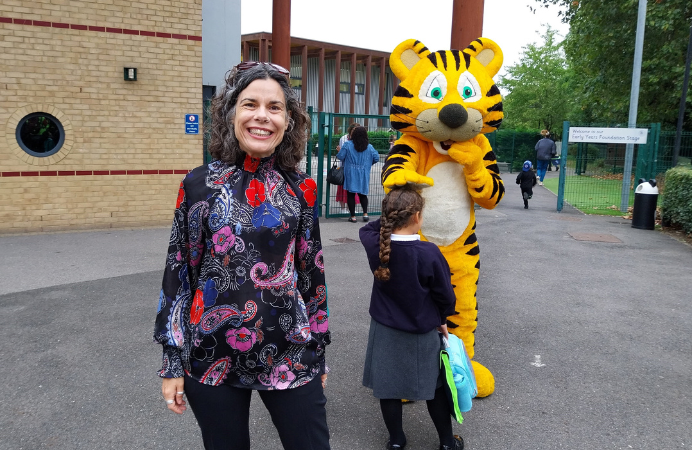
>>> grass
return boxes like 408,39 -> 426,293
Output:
543,175 -> 634,216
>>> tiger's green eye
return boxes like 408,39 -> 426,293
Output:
462,86 -> 474,99
431,87 -> 442,99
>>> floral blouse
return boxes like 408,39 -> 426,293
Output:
154,154 -> 330,390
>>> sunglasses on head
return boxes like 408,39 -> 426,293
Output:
235,61 -> 290,75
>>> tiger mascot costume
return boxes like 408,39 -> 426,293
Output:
382,38 -> 505,397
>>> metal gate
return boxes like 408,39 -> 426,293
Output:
305,112 -> 393,218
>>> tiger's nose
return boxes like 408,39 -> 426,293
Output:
439,104 -> 468,129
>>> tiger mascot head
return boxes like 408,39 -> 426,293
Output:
389,38 -> 504,154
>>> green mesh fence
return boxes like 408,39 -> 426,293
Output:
553,122 -> 689,215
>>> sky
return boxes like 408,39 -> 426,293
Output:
239,0 -> 570,78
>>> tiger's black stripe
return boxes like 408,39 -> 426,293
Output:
490,177 -> 499,198
391,105 -> 413,115
387,144 -> 416,158
391,121 -> 413,131
474,186 -> 484,193
486,119 -> 502,128
417,46 -> 429,54
384,156 -> 409,168
487,102 -> 503,112
474,261 -> 480,269
393,86 -> 414,98
464,233 -> 477,246
474,38 -> 483,46
496,184 -> 505,204
486,85 -> 501,97
427,52 -> 438,68
451,50 -> 461,71
466,246 -> 480,256
485,163 -> 500,173
437,51 -> 447,70
483,150 -> 499,161
462,51 -> 470,69
466,44 -> 477,52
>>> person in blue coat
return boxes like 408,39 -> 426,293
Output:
336,126 -> 380,222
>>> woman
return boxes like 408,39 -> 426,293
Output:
154,62 -> 331,450
535,129 -> 556,186
336,126 -> 380,223
334,122 -> 361,209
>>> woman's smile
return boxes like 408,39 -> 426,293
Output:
234,78 -> 289,158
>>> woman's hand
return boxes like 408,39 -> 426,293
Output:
321,373 -> 328,389
437,324 -> 449,340
161,377 -> 187,414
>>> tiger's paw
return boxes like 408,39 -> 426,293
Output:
383,170 -> 434,190
448,142 -> 483,172
471,360 -> 495,397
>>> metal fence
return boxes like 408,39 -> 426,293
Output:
204,107 -> 692,217
554,122 -> 690,214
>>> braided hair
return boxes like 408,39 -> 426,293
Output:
373,185 -> 425,281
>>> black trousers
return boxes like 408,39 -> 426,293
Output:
346,191 -> 368,217
184,375 -> 330,450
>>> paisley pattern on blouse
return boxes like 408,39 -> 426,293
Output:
154,155 -> 330,390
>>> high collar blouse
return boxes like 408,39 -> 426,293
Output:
154,154 -> 330,390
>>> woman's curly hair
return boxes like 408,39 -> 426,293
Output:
374,185 -> 425,281
207,63 -> 310,171
350,126 -> 369,152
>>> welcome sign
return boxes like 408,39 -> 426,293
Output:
568,127 -> 648,144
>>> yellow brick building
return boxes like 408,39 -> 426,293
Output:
0,1 -> 238,233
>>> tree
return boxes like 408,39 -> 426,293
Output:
498,26 -> 574,135
531,0 -> 692,129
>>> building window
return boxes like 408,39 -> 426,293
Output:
15,112 -> 65,157
339,82 -> 365,95
290,78 -> 302,90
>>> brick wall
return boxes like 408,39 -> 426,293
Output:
0,0 -> 203,234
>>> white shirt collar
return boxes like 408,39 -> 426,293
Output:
391,233 -> 421,241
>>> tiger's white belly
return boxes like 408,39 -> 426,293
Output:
420,162 -> 473,247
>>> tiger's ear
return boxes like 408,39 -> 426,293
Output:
390,39 -> 431,82
463,37 -> 503,78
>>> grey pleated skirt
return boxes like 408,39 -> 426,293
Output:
362,318 -> 443,400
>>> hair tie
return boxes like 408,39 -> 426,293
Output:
381,263 -> 389,269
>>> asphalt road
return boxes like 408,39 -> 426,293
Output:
1,171 -> 690,450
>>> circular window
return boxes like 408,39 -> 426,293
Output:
15,112 -> 65,157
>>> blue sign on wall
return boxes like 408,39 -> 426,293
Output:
185,114 -> 199,134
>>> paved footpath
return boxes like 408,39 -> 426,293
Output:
1,171 -> 690,450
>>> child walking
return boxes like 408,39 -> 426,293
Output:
359,185 -> 464,450
516,160 -> 537,209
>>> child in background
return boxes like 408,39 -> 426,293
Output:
359,185 -> 464,450
516,160 -> 537,209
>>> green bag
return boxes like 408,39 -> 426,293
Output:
440,349 -> 464,424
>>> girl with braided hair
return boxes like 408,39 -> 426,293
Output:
359,185 -> 464,450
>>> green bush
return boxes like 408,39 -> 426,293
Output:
310,130 -> 394,155
510,144 -> 537,172
488,129 -> 541,164
661,166 -> 692,233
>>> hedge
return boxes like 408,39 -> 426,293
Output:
310,130 -> 394,155
661,165 -> 692,234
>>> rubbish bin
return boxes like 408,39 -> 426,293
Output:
631,178 -> 659,230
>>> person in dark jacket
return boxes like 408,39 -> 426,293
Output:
516,160 -> 537,209
535,130 -> 556,185
359,185 -> 464,450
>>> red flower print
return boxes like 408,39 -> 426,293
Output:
244,156 -> 260,172
191,289 -> 204,324
175,182 -> 185,209
246,179 -> 266,207
299,178 -> 317,207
